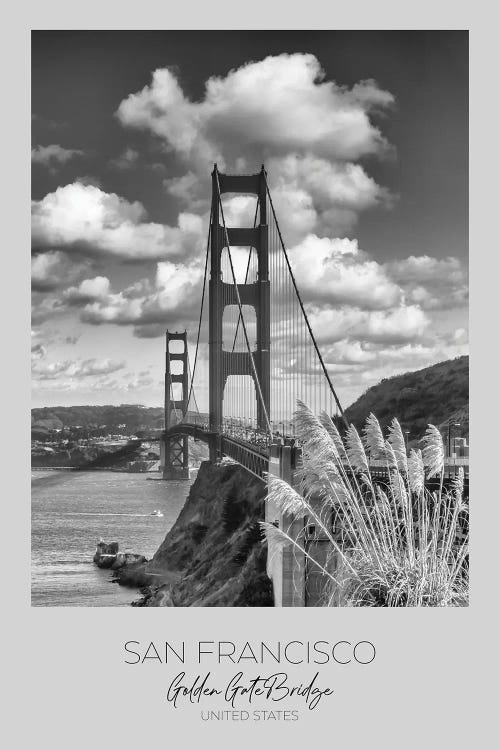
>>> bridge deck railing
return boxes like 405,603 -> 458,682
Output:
165,420 -> 469,482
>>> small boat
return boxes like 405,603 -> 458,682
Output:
150,509 -> 164,517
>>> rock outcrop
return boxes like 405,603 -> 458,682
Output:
93,540 -> 120,568
93,541 -> 146,570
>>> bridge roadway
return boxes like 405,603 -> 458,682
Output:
164,421 -> 469,485
165,421 -> 269,480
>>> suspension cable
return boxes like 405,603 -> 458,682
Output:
231,197 -> 259,353
183,205 -> 212,420
167,365 -> 182,424
185,348 -> 200,417
263,171 -> 348,428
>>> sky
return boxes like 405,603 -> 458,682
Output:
31,30 -> 468,411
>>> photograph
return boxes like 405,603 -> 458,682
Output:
31,29 -> 469,608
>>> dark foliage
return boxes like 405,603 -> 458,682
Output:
191,523 -> 208,545
233,571 -> 274,607
232,522 -> 263,566
31,404 -> 164,432
343,356 -> 468,442
221,493 -> 248,533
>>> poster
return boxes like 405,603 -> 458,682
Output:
4,3 -> 495,747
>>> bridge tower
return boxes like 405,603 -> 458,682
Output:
209,165 -> 270,461
161,330 -> 190,480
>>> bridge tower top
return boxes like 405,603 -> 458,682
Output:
164,330 -> 189,430
209,164 -> 270,444
162,330 -> 190,479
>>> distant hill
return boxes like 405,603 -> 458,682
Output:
343,356 -> 469,442
30,404 -> 210,437
32,356 -> 469,445
31,404 -> 164,434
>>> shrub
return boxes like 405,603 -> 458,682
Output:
261,402 -> 468,607
221,494 -> 246,533
191,523 -> 208,545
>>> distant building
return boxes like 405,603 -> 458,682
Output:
450,436 -> 469,458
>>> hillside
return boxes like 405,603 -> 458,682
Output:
31,440 -> 143,468
31,404 -> 164,433
343,356 -> 469,442
32,356 -> 469,445
117,460 -> 273,607
31,404 -> 209,437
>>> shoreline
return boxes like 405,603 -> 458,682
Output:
33,468 -> 190,606
92,541 -> 183,606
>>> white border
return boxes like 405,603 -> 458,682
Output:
2,4 -> 497,747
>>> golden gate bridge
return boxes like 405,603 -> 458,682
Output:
159,164 -> 468,488
160,164 -> 347,482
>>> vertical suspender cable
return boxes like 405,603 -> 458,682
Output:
184,206 -> 212,421
263,173 -> 348,428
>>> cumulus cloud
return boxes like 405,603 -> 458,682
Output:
63,276 -> 111,305
124,375 -> 155,390
385,255 -> 468,310
34,234 -> 462,362
31,295 -> 67,324
31,54 -> 468,408
73,174 -> 103,188
32,144 -> 84,169
109,147 -> 139,170
164,171 -> 200,205
308,304 -> 429,346
31,251 -> 91,292
388,255 -> 466,285
267,154 -> 394,240
288,235 -> 402,310
79,260 -> 204,336
273,155 -> 391,211
117,54 -> 393,167
321,337 -> 469,408
31,342 -> 47,361
322,340 -> 376,366
322,339 -> 461,371
452,328 -> 468,344
32,368 -> 160,395
116,54 -> 395,243
220,194 -> 258,228
31,182 -> 204,261
32,114 -> 67,131
32,357 -> 126,381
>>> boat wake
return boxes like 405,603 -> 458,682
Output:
67,512 -> 160,518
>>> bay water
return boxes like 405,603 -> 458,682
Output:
31,470 -> 190,606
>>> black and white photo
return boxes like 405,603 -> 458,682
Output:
31,30 -> 469,608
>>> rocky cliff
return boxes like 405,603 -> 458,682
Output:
123,460 -> 273,607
